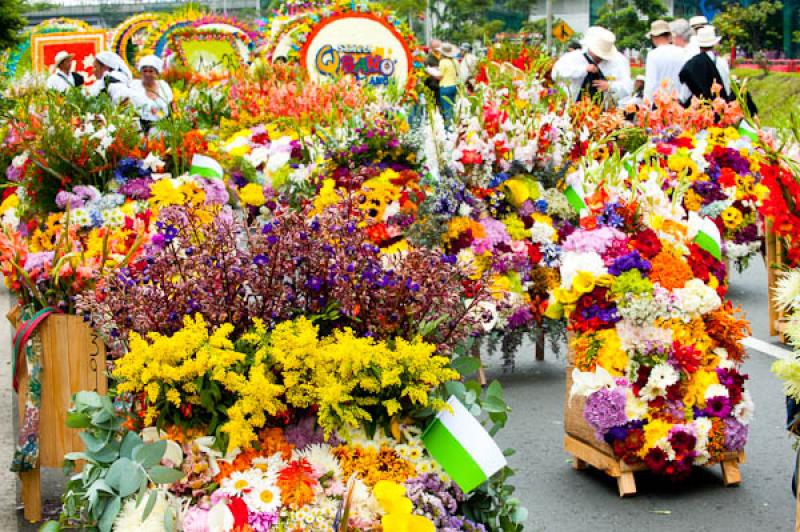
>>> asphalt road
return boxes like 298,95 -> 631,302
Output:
9,257 -> 796,531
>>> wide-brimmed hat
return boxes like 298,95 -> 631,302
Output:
695,25 -> 721,47
584,27 -> 617,61
460,42 -> 472,51
689,15 -> 709,29
440,42 -> 459,58
53,50 -> 74,67
647,20 -> 671,38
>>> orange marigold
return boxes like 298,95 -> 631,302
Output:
333,445 -> 416,486
649,250 -> 693,290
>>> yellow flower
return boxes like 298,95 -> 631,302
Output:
685,370 -> 719,408
668,150 -> 699,180
641,418 -> 672,458
594,329 -> 626,376
0,193 -> 19,214
150,179 -> 185,207
239,183 -> 266,207
166,388 -> 181,407
572,271 -> 595,294
501,213 -> 529,240
721,207 -> 743,229
375,480 -> 435,532
683,189 -> 703,212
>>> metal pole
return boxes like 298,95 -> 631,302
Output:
425,0 -> 432,45
545,0 -> 553,52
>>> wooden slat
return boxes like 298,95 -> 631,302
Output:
564,434 -> 622,478
766,220 -> 778,337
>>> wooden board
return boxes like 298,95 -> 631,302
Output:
766,220 -> 787,342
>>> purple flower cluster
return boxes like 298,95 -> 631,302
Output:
608,250 -> 651,276
248,511 -> 279,532
405,473 -> 486,532
723,418 -> 748,451
583,387 -> 628,439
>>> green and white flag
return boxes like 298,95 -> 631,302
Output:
421,396 -> 507,492
694,216 -> 722,261
737,120 -> 759,142
564,183 -> 588,215
190,154 -> 224,179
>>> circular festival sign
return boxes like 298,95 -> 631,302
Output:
300,12 -> 412,89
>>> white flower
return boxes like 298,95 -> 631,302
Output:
220,469 -> 262,497
673,278 -> 721,316
734,390 -> 755,424
559,251 -> 607,289
113,490 -> 173,532
775,270 -> 800,313
293,444 -> 342,481
704,383 -> 730,400
349,478 -> 380,523
207,502 -> 234,532
569,367 -> 615,401
530,222 -> 556,244
457,203 -> 473,217
625,389 -> 648,420
11,152 -> 28,168
243,478 -> 282,513
639,363 -> 679,401
142,152 -> 165,172
71,208 -> 91,227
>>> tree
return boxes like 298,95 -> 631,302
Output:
0,0 -> 27,50
714,0 -> 783,54
595,0 -> 668,50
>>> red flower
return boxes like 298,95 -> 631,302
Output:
525,242 -> 542,264
461,150 -> 483,165
228,497 -> 249,528
718,167 -> 737,188
672,341 -> 702,374
630,228 -> 662,259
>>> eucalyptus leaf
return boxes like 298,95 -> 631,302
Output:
106,457 -> 144,497
140,491 -> 158,522
120,431 -> 143,460
444,380 -> 466,399
451,356 -> 481,376
133,440 -> 166,468
149,465 -> 185,485
97,495 -> 121,532
65,412 -> 91,429
74,391 -> 103,409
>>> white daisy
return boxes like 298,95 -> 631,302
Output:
220,469 -> 262,497
250,452 -> 286,481
293,444 -> 342,482
243,478 -> 282,513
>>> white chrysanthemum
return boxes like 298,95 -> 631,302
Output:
693,418 -> 713,464
220,469 -> 262,497
293,444 -> 342,481
704,383 -> 730,400
559,251 -> 607,289
530,222 -> 556,245
673,279 -> 722,316
775,271 -> 800,313
243,478 -> 282,513
647,363 -> 680,390
734,390 -> 755,425
113,490 -> 172,532
625,389 -> 648,420
349,478 -> 380,523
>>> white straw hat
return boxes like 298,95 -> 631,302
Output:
137,55 -> 164,74
689,15 -> 709,29
584,27 -> 617,61
53,50 -> 74,67
694,25 -> 722,48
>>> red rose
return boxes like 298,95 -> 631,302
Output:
631,228 -> 662,259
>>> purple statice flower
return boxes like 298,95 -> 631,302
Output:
733,224 -> 758,244
583,387 -> 628,439
248,511 -> 279,532
507,306 -> 533,329
723,418 -> 748,451
285,416 -> 342,448
704,395 -> 732,418
405,473 -> 465,528
72,185 -> 101,203
55,191 -> 84,209
608,250 -> 651,276
200,178 -> 230,205
119,177 -> 154,199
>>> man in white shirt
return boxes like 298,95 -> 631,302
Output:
643,20 -> 687,101
552,26 -> 632,107
45,51 -> 77,93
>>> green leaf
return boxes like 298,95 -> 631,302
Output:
97,495 -> 121,532
164,505 -> 175,532
38,520 -> 61,532
444,380 -> 466,400
65,412 -> 91,429
74,391 -> 102,409
482,395 -> 507,413
149,465 -> 185,485
120,431 -> 143,460
91,408 -> 113,425
451,356 -> 481,376
133,440 -> 166,468
79,433 -> 106,453
140,490 -> 158,522
106,457 -> 145,497
486,379 -> 504,399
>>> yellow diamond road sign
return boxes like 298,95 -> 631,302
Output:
553,21 -> 575,43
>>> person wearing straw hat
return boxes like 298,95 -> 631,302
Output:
551,26 -> 632,106
87,51 -> 134,105
458,42 -> 478,87
130,55 -> 173,134
46,51 -> 84,93
689,15 -> 709,33
433,43 -> 460,122
643,19 -> 687,102
678,25 -> 731,104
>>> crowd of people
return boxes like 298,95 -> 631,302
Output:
45,50 -> 173,134
551,16 -> 742,112
424,40 -> 479,121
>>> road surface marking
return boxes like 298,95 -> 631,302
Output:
741,336 -> 794,360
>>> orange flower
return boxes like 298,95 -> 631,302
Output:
258,427 -> 294,461
704,302 -> 751,362
649,250 -> 693,290
277,458 -> 318,508
333,445 -> 416,486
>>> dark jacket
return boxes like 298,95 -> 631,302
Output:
678,51 -> 730,103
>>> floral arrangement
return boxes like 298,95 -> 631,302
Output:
549,161 -> 754,477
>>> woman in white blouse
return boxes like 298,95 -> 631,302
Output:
130,55 -> 173,134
